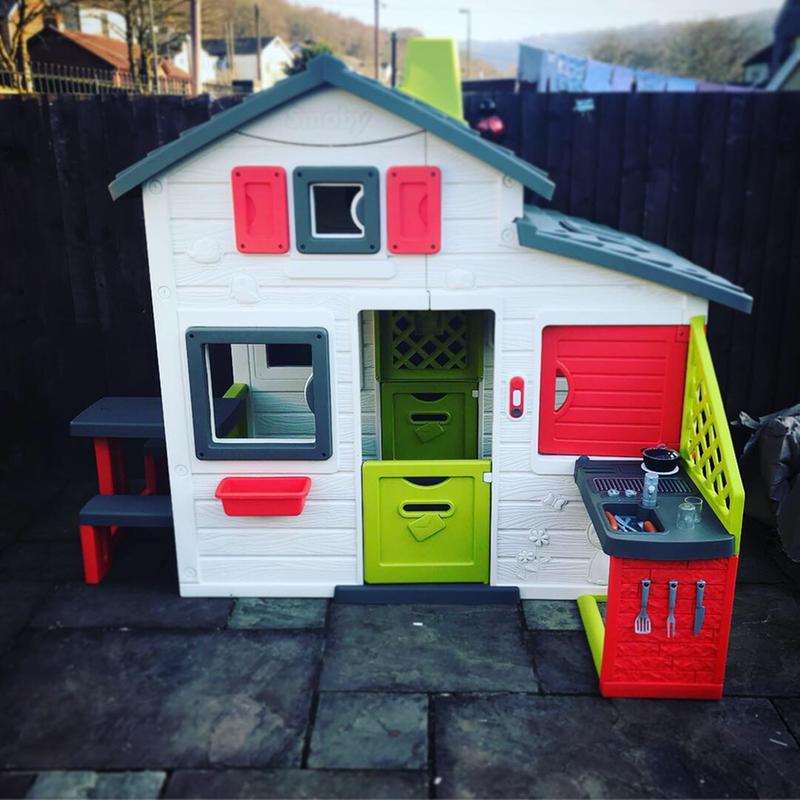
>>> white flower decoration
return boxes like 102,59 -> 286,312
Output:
528,529 -> 550,547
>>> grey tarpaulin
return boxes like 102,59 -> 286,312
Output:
738,404 -> 800,561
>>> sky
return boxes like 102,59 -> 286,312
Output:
291,0 -> 782,40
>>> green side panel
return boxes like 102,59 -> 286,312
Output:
380,381 -> 478,460
375,310 -> 484,382
223,383 -> 249,438
577,594 -> 607,677
399,38 -> 465,123
680,316 -> 745,553
362,459 -> 491,584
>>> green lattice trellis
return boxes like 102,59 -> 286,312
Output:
376,310 -> 484,382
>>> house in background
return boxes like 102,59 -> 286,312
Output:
62,5 -> 127,41
26,24 -> 191,89
202,35 -> 294,90
173,38 -> 218,86
743,0 -> 800,89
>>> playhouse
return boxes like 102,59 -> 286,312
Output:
96,45 -> 753,698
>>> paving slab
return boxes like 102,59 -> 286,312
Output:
773,699 -> 800,745
434,694 -> 800,798
308,692 -> 428,769
0,630 -> 322,769
0,582 -> 53,653
523,600 -> 583,631
725,584 -> 800,696
528,631 -> 599,695
726,625 -> 800,697
229,598 -> 328,630
0,542 -> 85,583
732,583 -> 800,628
164,769 -> 428,799
30,580 -> 233,630
320,604 -> 536,692
26,770 -> 166,799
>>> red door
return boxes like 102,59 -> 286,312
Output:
538,325 -> 689,457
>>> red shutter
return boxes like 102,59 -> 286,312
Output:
386,166 -> 441,254
231,166 -> 289,254
538,325 -> 689,457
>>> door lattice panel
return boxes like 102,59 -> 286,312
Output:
377,311 -> 483,382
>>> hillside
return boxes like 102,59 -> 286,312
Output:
471,8 -> 776,81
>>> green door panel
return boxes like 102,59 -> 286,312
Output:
362,459 -> 491,584
380,382 -> 479,460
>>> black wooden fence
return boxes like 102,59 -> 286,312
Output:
464,89 -> 800,427
1,91 -> 799,477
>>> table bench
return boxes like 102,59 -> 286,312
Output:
70,396 -> 243,583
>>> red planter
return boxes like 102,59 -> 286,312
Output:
215,476 -> 312,517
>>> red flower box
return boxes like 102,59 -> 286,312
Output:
215,476 -> 312,517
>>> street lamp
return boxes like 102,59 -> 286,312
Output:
459,8 -> 471,80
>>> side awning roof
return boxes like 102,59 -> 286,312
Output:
516,205 -> 753,313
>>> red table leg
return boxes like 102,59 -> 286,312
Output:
143,454 -> 158,496
93,437 -> 127,495
84,437 -> 127,584
80,524 -> 113,584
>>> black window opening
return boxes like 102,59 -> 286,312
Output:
310,183 -> 365,238
265,343 -> 313,368
186,327 -> 332,461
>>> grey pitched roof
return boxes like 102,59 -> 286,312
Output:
516,205 -> 753,314
108,54 -> 556,201
203,36 -> 276,57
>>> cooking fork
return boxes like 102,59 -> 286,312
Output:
667,580 -> 679,638
634,579 -> 652,635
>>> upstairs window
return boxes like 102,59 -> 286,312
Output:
293,167 -> 380,254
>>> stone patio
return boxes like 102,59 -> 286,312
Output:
0,480 -> 799,798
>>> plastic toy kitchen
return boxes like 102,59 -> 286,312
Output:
87,41 -> 752,699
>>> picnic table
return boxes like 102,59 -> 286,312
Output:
69,396 -> 243,583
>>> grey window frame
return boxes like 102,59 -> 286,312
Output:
293,166 -> 381,254
186,326 -> 333,461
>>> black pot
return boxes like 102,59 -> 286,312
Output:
641,444 -> 680,473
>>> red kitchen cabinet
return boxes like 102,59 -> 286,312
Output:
600,555 -> 738,699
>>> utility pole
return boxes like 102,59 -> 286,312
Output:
458,7 -> 471,80
254,4 -> 262,89
149,0 -> 159,93
373,0 -> 379,80
390,30 -> 397,87
190,0 -> 201,94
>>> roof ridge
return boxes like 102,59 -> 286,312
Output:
109,54 -> 555,201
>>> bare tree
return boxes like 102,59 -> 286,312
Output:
0,0 -> 74,91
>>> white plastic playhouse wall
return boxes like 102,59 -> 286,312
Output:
141,86 -> 708,598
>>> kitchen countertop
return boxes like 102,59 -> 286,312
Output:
574,456 -> 735,560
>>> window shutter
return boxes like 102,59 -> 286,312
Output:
231,166 -> 289,253
386,166 -> 441,254
538,325 -> 689,457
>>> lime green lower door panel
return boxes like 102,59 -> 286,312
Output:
363,459 -> 491,584
380,382 -> 478,460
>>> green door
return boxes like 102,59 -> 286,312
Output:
380,382 -> 478,460
362,459 -> 491,584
